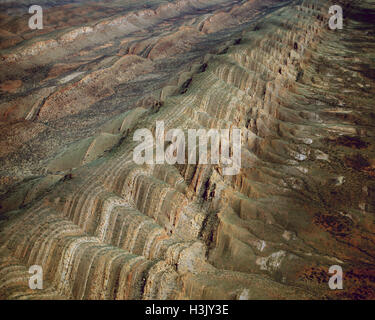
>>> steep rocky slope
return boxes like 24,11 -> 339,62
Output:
0,0 -> 375,299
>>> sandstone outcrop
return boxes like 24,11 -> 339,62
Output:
0,0 -> 374,300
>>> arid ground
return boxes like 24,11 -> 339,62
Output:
0,0 -> 374,299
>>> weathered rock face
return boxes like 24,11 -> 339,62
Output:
0,0 -> 285,190
0,0 -> 375,300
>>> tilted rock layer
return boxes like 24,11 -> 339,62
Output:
0,0 -> 375,299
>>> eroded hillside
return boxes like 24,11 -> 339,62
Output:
0,0 -> 374,299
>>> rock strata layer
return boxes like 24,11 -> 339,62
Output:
0,0 -> 375,299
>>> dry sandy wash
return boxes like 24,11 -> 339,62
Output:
0,0 -> 375,299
